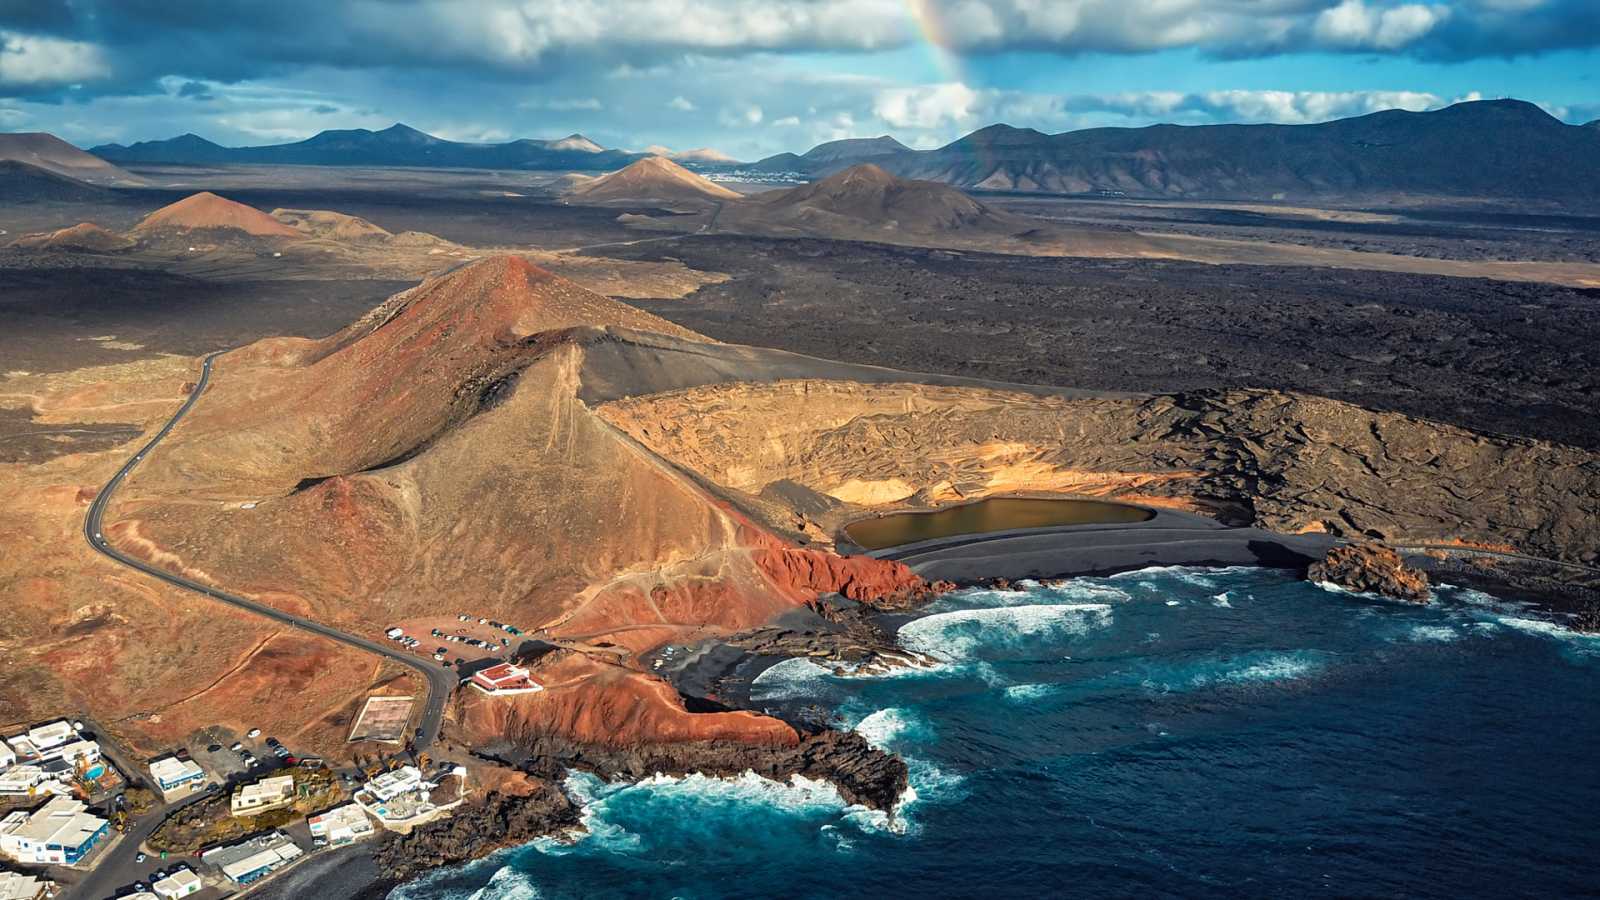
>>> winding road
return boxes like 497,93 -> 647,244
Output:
76,352 -> 456,896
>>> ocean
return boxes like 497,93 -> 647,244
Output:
391,566 -> 1599,899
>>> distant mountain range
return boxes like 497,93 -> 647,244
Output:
92,123 -> 645,171
61,98 -> 1600,206
746,136 -> 911,174
808,100 -> 1600,205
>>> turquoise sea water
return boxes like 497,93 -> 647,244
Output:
392,567 -> 1599,899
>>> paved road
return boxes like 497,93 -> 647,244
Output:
73,352 -> 455,899
63,786 -> 215,900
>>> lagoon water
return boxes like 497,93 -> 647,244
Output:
843,497 -> 1154,551
393,567 -> 1598,899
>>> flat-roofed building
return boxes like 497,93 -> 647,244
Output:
152,866 -> 203,898
1,740 -> 37,765
0,796 -> 109,865
469,662 -> 543,695
0,745 -> 14,771
308,804 -> 374,846
230,774 -> 295,816
24,723 -> 73,753
202,832 -> 303,885
0,767 -> 51,797
45,740 -> 98,767
0,869 -> 51,900
362,766 -> 423,804
149,757 -> 206,800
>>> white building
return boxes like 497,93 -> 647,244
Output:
0,796 -> 109,865
0,870 -> 50,900
23,723 -> 73,753
1,739 -> 37,765
202,832 -> 303,885
46,740 -> 99,767
149,757 -> 206,800
0,745 -> 14,771
231,774 -> 295,816
152,866 -> 203,898
308,804 -> 374,846
469,662 -> 543,695
362,766 -> 423,804
0,767 -> 51,797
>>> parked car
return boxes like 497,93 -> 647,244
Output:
136,853 -> 146,863
230,742 -> 243,752
246,728 -> 261,739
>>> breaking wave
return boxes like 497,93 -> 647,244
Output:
896,603 -> 1113,662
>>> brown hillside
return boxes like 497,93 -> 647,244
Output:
11,222 -> 133,252
756,163 -> 1000,232
572,156 -> 740,203
133,191 -> 301,237
105,257 -> 925,748
0,132 -> 141,184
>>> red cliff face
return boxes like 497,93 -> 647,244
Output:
746,528 -> 947,609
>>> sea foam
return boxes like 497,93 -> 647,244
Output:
896,603 -> 1113,662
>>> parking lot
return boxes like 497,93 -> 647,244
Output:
385,615 -> 527,669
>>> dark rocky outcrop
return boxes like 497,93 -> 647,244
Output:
507,729 -> 908,812
373,782 -> 580,883
1308,542 -> 1431,602
1571,601 -> 1600,634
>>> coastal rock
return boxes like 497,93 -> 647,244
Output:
373,782 -> 580,883
1572,602 -> 1600,634
1308,542 -> 1431,602
509,728 -> 909,812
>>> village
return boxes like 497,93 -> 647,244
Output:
0,613 -> 552,900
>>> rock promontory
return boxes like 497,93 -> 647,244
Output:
1308,542 -> 1430,602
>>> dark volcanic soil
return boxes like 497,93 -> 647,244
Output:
618,235 -> 1600,449
0,265 -> 411,372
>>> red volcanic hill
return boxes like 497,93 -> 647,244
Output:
10,221 -> 133,252
117,254 -> 932,750
571,155 -> 741,203
132,191 -> 301,237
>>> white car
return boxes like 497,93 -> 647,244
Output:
245,728 -> 262,739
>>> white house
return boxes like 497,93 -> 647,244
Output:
0,869 -> 51,900
149,757 -> 206,800
45,740 -> 98,768
23,723 -> 73,753
1,739 -> 37,765
0,796 -> 109,865
469,663 -> 543,695
308,804 -> 374,846
0,767 -> 52,797
0,744 -> 14,771
231,775 -> 295,816
152,866 -> 203,898
361,766 -> 423,804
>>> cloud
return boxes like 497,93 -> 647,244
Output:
873,82 -> 980,129
668,95 -> 696,111
0,30 -> 109,87
521,96 -> 603,111
1313,0 -> 1451,50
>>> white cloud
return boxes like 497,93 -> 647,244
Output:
873,82 -> 980,129
0,31 -> 110,86
521,96 -> 603,111
1313,0 -> 1451,49
718,103 -> 764,126
772,115 -> 801,126
668,95 -> 696,111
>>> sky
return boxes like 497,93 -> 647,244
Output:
1,0 -> 1597,159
